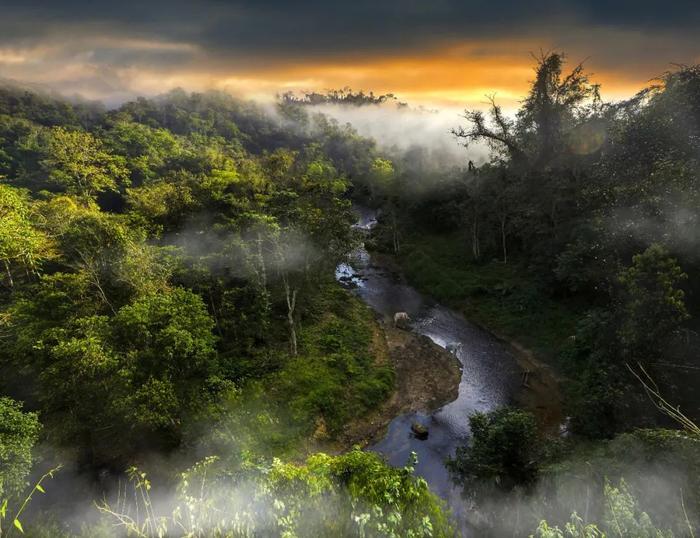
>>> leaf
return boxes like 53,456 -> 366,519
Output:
14,518 -> 24,533
36,484 -> 45,493
1,498 -> 7,517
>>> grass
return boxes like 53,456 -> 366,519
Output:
396,231 -> 582,362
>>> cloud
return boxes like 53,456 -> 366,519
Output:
312,102 -> 488,167
0,1 -> 698,105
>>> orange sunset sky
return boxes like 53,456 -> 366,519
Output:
1,1 -> 698,109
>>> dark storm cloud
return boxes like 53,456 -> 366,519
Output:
1,0 -> 698,59
0,1 -> 698,105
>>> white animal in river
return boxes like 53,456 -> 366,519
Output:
446,342 -> 462,355
393,312 -> 410,328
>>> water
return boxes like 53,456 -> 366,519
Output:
336,206 -> 521,532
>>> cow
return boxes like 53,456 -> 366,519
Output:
446,342 -> 463,355
393,312 -> 410,329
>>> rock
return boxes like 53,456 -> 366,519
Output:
411,422 -> 429,440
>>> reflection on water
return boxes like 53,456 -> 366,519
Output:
336,207 -> 521,533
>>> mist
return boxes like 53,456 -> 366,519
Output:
309,102 -> 491,169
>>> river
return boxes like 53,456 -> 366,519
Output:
336,206 -> 522,533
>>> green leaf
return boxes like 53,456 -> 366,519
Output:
1,498 -> 7,517
14,518 -> 24,533
36,484 -> 45,493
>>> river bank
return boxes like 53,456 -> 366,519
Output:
371,230 -> 569,434
357,249 -> 564,435
332,319 -> 462,450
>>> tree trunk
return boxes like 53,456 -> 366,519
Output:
500,215 -> 508,264
391,212 -> 400,254
208,291 -> 224,339
255,233 -> 272,332
471,215 -> 481,260
256,233 -> 268,291
3,259 -> 14,288
284,279 -> 298,356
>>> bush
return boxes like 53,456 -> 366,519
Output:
448,407 -> 540,491
0,397 -> 41,500
98,449 -> 454,537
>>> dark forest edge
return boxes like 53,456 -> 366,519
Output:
0,51 -> 699,536
366,53 -> 700,535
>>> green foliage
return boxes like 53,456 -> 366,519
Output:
368,157 -> 396,197
126,180 -> 196,231
449,407 -> 540,491
0,78 -> 395,535
0,466 -> 62,538
0,83 -> 101,128
102,120 -> 182,185
0,84 -> 386,479
375,58 -> 700,445
199,286 -> 394,465
0,398 -> 40,500
531,514 -> 603,538
40,127 -> 128,197
274,284 -> 393,434
617,244 -> 689,358
601,480 -> 674,538
0,185 -> 54,287
531,479 -> 673,538
2,54 -> 699,538
539,429 -> 700,535
22,287 -> 224,463
98,449 -> 453,538
564,246 -> 690,438
561,309 -> 624,438
395,231 -> 579,359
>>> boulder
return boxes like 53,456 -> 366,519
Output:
411,422 -> 429,440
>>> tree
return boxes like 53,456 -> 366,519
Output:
40,127 -> 128,197
34,287 -> 221,464
0,397 -> 40,500
126,180 -> 195,233
449,407 -> 540,491
517,52 -> 600,166
564,246 -> 689,438
40,199 -> 170,310
110,287 -> 218,397
449,53 -> 602,268
268,227 -> 306,357
453,94 -> 524,163
102,120 -> 181,185
617,244 -> 689,359
368,157 -> 394,198
369,158 -> 403,252
0,185 -> 53,288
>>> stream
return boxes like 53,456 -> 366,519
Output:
336,206 -> 523,532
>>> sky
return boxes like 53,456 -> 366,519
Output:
0,1 -> 699,108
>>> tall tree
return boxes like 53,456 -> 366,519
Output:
40,127 -> 128,198
0,185 -> 53,288
0,397 -> 40,500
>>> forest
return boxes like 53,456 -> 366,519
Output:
0,52 -> 699,537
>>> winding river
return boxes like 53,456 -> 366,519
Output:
336,207 -> 523,532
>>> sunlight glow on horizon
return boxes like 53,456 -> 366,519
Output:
0,37 -> 676,109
